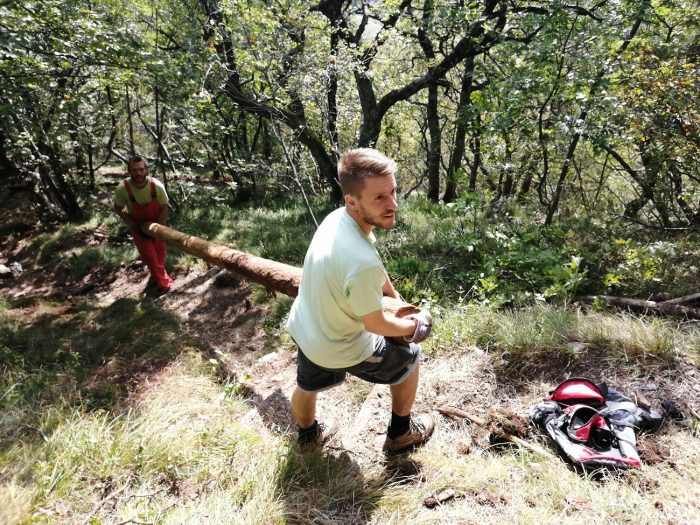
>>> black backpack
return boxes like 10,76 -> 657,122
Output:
530,378 -> 664,472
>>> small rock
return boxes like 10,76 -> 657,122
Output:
566,341 -> 589,353
9,262 -> 22,275
258,352 -> 280,364
424,488 -> 455,508
634,391 -> 652,409
644,383 -> 659,391
529,462 -> 543,473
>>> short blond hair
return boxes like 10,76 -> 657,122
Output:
338,148 -> 397,197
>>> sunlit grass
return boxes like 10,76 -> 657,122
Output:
582,313 -> 678,359
368,435 -> 700,524
1,352 -> 292,524
432,303 -> 687,366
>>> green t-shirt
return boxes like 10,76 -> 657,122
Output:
114,177 -> 169,213
287,207 -> 386,369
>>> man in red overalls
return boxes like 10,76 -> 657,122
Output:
113,155 -> 173,293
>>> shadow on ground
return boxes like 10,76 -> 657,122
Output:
279,446 -> 383,524
0,296 -> 188,452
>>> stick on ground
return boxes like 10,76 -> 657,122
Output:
437,405 -> 558,460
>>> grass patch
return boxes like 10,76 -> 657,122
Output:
279,446 -> 383,522
582,313 -> 679,360
64,244 -> 133,278
366,438 -> 700,524
170,190 -> 319,266
0,296 -> 186,453
1,352 -> 292,524
24,215 -> 137,279
431,303 -> 687,370
34,224 -> 82,265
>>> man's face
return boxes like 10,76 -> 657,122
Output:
351,174 -> 398,233
128,161 -> 148,188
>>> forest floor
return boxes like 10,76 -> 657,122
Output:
4,215 -> 698,462
1,191 -> 700,523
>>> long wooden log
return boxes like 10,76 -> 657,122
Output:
141,222 -> 419,317
579,294 -> 700,319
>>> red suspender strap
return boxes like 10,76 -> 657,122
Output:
124,179 -> 157,204
124,180 -> 136,202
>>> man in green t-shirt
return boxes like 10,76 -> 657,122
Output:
287,148 -> 434,454
113,155 -> 173,292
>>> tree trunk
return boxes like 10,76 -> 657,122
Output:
501,131 -> 514,198
545,2 -> 649,225
468,115 -> 483,193
327,29 -> 340,151
444,55 -> 476,203
417,0 -> 441,202
426,81 -> 441,202
125,85 -> 136,156
140,221 -> 416,318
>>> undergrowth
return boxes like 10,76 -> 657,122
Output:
28,184 -> 700,307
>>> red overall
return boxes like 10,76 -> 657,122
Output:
125,179 -> 173,290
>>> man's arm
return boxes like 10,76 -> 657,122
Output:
157,204 -> 168,225
113,204 -> 137,229
362,309 -> 416,338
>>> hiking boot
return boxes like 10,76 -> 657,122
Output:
383,413 -> 435,454
298,419 -> 337,447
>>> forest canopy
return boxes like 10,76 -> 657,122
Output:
1,1 -> 699,284
1,0 -> 697,220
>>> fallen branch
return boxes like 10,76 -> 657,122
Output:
437,405 -> 557,460
579,295 -> 700,319
660,292 -> 700,305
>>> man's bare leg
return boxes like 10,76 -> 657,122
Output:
384,363 -> 434,452
389,364 -> 419,416
291,387 -> 317,428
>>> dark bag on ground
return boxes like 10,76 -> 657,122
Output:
530,377 -> 664,471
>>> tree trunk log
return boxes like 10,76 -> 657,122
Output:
142,222 -> 418,317
579,295 -> 700,318
660,292 -> 700,305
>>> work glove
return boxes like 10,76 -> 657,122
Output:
403,309 -> 432,344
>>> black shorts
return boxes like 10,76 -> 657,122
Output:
296,337 -> 420,393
